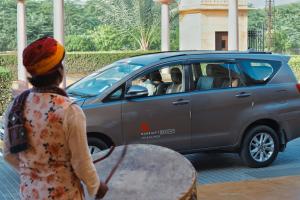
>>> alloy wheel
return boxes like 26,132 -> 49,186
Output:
249,132 -> 275,162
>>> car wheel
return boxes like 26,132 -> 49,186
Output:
240,125 -> 279,168
88,137 -> 109,155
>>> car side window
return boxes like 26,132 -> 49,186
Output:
238,60 -> 281,85
191,62 -> 245,91
131,64 -> 186,97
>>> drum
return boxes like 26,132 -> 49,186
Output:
87,144 -> 197,200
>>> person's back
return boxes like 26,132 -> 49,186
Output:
3,37 -> 108,200
19,92 -> 82,199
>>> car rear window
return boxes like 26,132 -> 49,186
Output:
238,60 -> 281,85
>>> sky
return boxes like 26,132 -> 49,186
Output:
250,0 -> 300,8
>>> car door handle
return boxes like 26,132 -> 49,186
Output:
172,99 -> 190,105
235,92 -> 251,98
276,89 -> 287,93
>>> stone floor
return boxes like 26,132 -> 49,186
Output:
0,158 -> 19,199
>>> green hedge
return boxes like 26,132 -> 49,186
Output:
289,56 -> 300,81
0,53 -> 17,80
0,67 -> 12,115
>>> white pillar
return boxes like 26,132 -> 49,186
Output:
53,0 -> 66,88
228,0 -> 239,51
161,3 -> 170,51
17,0 -> 27,83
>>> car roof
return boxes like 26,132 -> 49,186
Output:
117,51 -> 290,66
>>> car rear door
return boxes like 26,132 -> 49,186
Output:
189,59 -> 254,149
238,59 -> 300,141
121,61 -> 191,151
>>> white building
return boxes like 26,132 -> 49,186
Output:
178,0 -> 249,51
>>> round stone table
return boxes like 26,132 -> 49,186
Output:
86,144 -> 197,200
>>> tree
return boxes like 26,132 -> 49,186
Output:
89,25 -> 137,51
65,35 -> 95,51
248,7 -> 265,30
0,0 -> 180,51
26,0 -> 53,44
65,0 -> 100,35
0,0 -> 17,51
248,2 -> 300,54
86,0 -> 161,50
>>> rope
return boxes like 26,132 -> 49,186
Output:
93,146 -> 115,164
104,145 -> 127,184
93,144 -> 128,184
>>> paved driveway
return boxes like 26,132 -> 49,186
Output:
190,138 -> 300,184
1,138 -> 300,199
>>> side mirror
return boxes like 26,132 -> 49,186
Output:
125,85 -> 148,99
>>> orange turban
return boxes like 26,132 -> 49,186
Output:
23,37 -> 65,76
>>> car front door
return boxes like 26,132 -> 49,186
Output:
189,60 -> 254,149
121,62 -> 191,151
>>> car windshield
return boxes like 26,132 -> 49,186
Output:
67,62 -> 143,97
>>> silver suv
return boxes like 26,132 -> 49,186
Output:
67,51 -> 300,168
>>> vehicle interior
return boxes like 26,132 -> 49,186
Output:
133,62 -> 248,97
192,63 -> 244,90
134,66 -> 185,96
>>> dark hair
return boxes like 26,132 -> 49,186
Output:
28,64 -> 63,88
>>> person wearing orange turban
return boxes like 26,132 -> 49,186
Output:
3,37 -> 108,199
23,36 -> 65,77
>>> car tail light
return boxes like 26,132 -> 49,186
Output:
296,84 -> 300,93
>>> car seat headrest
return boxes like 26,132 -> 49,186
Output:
206,64 -> 216,76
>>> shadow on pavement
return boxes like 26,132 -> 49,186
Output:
186,153 -> 244,171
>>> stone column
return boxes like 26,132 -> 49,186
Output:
228,0 -> 239,51
17,0 -> 27,84
53,0 -> 66,88
161,3 -> 170,51
156,0 -> 172,51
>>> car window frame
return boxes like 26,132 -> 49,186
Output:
187,58 -> 247,92
125,59 -> 190,99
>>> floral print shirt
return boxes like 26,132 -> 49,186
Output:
3,92 -> 100,200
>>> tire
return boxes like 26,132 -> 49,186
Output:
87,137 -> 109,155
240,125 -> 279,168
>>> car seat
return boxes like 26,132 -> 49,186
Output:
196,64 -> 214,90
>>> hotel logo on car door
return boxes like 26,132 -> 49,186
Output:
140,122 -> 175,139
